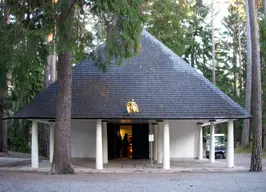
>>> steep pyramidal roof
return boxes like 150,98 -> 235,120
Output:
13,30 -> 250,120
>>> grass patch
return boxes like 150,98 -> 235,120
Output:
235,147 -> 266,159
234,147 -> 252,154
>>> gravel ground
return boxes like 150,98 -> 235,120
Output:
0,171 -> 266,192
217,154 -> 266,168
1,154 -> 265,192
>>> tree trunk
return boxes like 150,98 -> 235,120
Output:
191,51 -> 195,68
233,31 -> 237,98
49,54 -> 56,83
0,79 -> 7,152
50,0 -> 74,174
0,106 -> 7,153
242,0 -> 252,148
211,1 -> 218,134
264,0 -> 266,15
249,0 -> 262,172
0,0 -> 9,153
262,0 -> 266,150
211,0 -> 215,85
237,3 -> 243,94
0,70 -> 7,153
50,53 -> 74,174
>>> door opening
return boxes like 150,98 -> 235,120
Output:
120,125 -> 132,159
107,123 -> 149,159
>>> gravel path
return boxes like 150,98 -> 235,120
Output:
217,154 -> 266,168
0,171 -> 266,192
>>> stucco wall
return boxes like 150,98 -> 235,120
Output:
71,119 -> 96,158
169,120 -> 198,159
70,119 -> 199,159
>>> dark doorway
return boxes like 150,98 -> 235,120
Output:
132,124 -> 149,159
107,123 -> 149,159
107,123 -> 119,159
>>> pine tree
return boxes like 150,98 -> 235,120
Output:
249,0 -> 263,172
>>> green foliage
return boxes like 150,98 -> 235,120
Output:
146,0 -> 248,140
147,0 -> 212,72
259,18 -> 266,126
89,0 -> 147,71
2,0 -> 147,152
0,0 -> 50,152
8,120 -> 31,152
218,1 -> 246,142
146,0 -> 189,56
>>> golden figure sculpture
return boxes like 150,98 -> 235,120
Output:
126,99 -> 139,113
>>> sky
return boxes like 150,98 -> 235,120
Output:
212,0 -> 230,29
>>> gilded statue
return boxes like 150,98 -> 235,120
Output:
126,99 -> 139,113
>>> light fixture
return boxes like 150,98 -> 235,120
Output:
120,119 -> 133,124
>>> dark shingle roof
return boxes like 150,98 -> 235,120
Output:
12,30 -> 250,120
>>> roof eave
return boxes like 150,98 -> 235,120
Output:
4,115 -> 252,121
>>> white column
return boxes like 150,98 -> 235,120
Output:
198,123 -> 203,160
31,120 -> 38,168
163,120 -> 170,169
209,121 -> 215,163
149,123 -> 152,159
102,121 -> 108,164
153,123 -> 158,161
227,120 -> 234,168
49,123 -> 55,163
96,119 -> 103,169
157,122 -> 163,164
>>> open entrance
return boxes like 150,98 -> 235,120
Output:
107,123 -> 149,160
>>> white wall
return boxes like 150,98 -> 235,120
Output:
71,119 -> 96,158
70,119 -> 199,159
169,120 -> 198,159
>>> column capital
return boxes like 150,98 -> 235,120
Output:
209,119 -> 216,122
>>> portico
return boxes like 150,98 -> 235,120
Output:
29,118 -> 235,170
